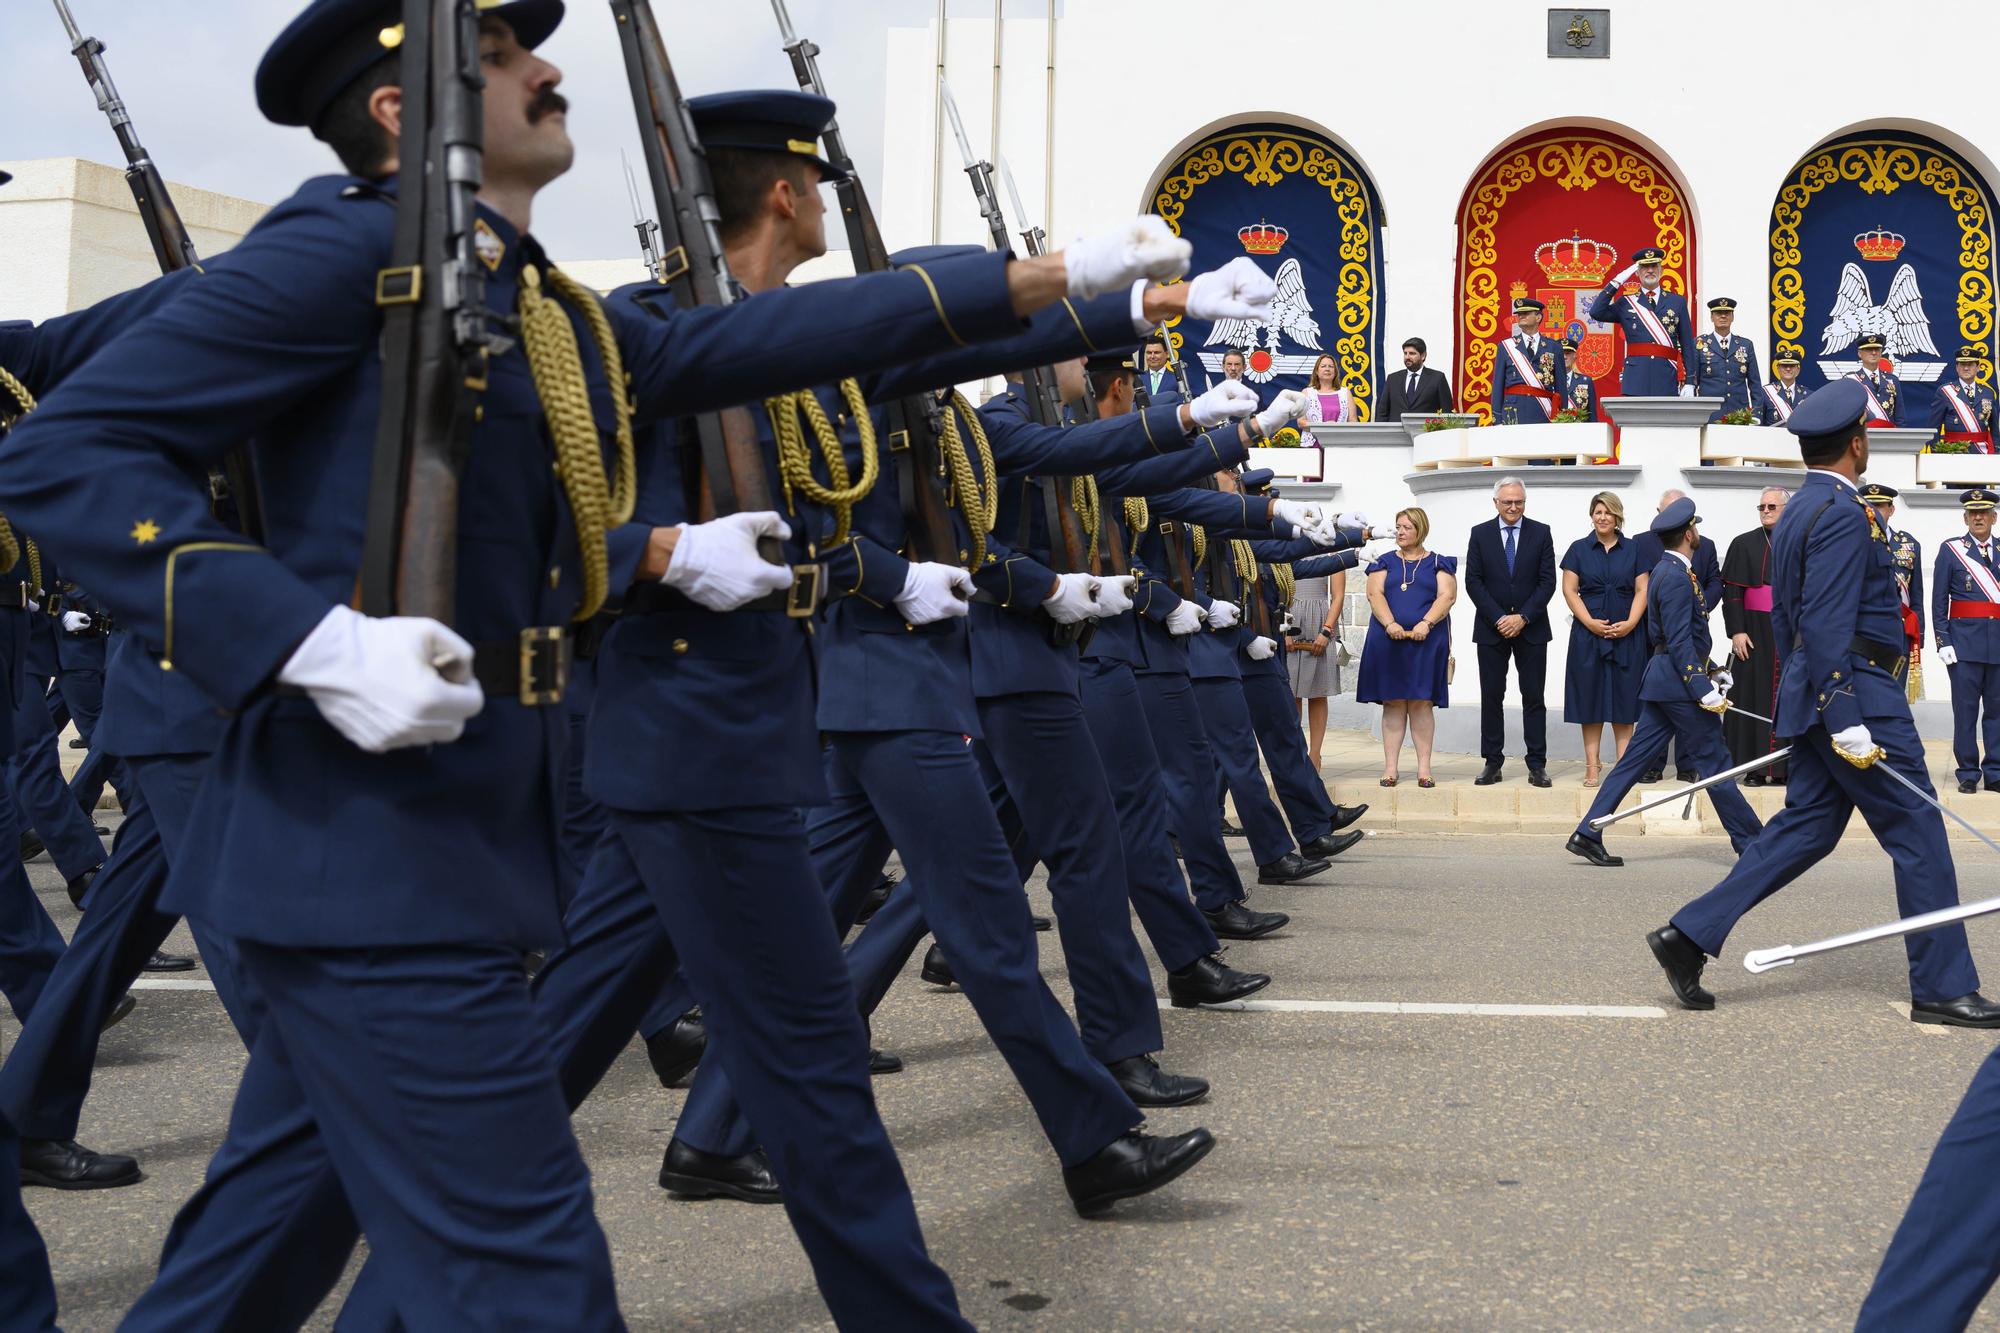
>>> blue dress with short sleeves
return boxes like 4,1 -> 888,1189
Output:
1561,533 -> 1646,724
1356,552 -> 1455,706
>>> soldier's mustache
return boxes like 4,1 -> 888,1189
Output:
528,89 -> 568,124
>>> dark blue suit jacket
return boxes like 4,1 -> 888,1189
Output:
1463,516 -> 1556,645
1640,553 -> 1717,703
1630,531 -> 1720,647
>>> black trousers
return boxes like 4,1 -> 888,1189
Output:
1476,637 -> 1547,767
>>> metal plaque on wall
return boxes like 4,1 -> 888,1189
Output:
1548,9 -> 1609,57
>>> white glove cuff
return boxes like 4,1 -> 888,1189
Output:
1129,279 -> 1155,336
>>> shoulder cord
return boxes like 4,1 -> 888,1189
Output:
517,264 -> 637,621
937,391 -> 995,569
1123,495 -> 1149,536
24,539 -> 39,603
767,379 -> 877,547
1274,561 -> 1296,606
1230,538 -> 1258,587
1069,475 -> 1101,567
0,371 -> 31,573
1189,524 -> 1207,567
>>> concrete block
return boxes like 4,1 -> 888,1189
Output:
1638,785 -> 1706,836
1519,787 -> 1586,820
1390,783 -> 1457,832
1455,784 -> 1519,818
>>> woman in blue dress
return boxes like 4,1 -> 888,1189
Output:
1560,491 -> 1649,785
1357,507 -> 1457,786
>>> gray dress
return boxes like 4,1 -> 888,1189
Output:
1286,574 -> 1343,697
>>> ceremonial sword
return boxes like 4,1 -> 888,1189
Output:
1587,696 -> 1788,830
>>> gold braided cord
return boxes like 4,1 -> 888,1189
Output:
25,539 -> 41,600
938,391 -> 996,569
543,267 -> 637,526
0,366 -> 33,417
1068,475 -> 1101,566
0,371 -> 29,572
1123,496 -> 1149,534
768,379 -> 877,546
1274,561 -> 1296,607
1231,538 -> 1258,585
1190,524 -> 1207,567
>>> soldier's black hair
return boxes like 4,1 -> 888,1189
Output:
1657,521 -> 1695,551
707,147 -> 814,243
1798,425 -> 1862,466
1089,363 -> 1133,402
311,55 -> 401,178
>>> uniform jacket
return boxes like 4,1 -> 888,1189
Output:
1640,552 -> 1717,703
1932,532 -> 2000,664
1855,367 -> 1906,425
1463,516 -> 1557,644
1755,379 -> 1812,426
1926,378 -> 1999,451
1587,282 -> 1696,395
1488,332 -> 1564,424
1694,332 -> 1760,418
1560,369 -> 1599,422
1890,527 -> 1925,645
1630,531 -> 1721,647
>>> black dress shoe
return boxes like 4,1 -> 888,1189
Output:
1527,768 -> 1552,789
1104,1054 -> 1209,1108
659,1140 -> 780,1204
1985,783 -> 2000,795
869,1048 -> 903,1076
1220,820 -> 1246,838
20,1137 -> 141,1190
143,950 -> 196,973
645,1008 -> 706,1088
1912,993 -> 2000,1027
1473,763 -> 1503,786
1202,899 -> 1288,940
1256,852 -> 1331,885
1031,914 -> 1053,932
1646,926 -> 1715,1010
1167,952 -> 1271,1008
1298,830 -> 1363,861
1565,833 -> 1623,868
18,830 -> 43,862
1743,775 -> 1766,788
92,823 -> 111,836
1964,780 -> 1982,794
1676,768 -> 1698,783
1329,803 -> 1369,832
1063,1128 -> 1216,1216
854,872 -> 896,925
1639,768 -> 1664,784
66,865 -> 98,909
919,944 -> 957,988
102,993 -> 135,1033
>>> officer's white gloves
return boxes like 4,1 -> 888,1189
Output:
1183,256 -> 1277,321
661,512 -> 795,611
1272,498 -> 1324,532
1612,261 -> 1639,286
1253,389 -> 1308,437
1246,635 -> 1277,661
279,604 -> 484,754
1831,723 -> 1883,767
1678,384 -> 1697,399
895,561 -> 974,624
1093,575 -> 1137,617
60,611 -> 92,634
1711,669 -> 1735,693
1065,217 -> 1190,299
1165,601 -> 1206,635
1041,572 -> 1102,625
1187,380 -> 1260,429
1940,645 -> 1959,667
1698,687 -> 1728,713
1336,511 -> 1373,540
1206,599 -> 1241,629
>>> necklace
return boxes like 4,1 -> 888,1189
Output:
1398,551 -> 1424,591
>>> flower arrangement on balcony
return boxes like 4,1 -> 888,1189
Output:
1931,435 -> 1971,455
1717,406 -> 1755,426
1263,425 -> 1305,448
1420,416 -> 1456,433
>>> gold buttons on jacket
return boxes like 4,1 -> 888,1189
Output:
672,639 -> 689,654
548,567 -> 561,589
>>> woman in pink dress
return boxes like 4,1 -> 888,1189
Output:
1298,353 -> 1355,427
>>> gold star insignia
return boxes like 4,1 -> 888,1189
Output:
131,519 -> 160,545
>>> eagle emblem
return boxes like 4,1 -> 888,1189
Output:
1823,262 -> 1937,360
1200,257 -> 1323,384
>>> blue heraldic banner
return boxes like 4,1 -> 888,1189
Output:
1150,123 -> 1386,420
1770,130 -> 1999,416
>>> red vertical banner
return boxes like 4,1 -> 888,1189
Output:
1456,128 -> 1696,425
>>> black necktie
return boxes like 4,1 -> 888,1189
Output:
1407,371 -> 1418,398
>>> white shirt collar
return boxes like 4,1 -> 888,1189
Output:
1810,469 -> 1860,495
1666,549 -> 1692,568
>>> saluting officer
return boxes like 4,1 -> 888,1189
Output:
1589,245 -> 1698,397
1934,488 -> 2000,793
1862,483 -> 1924,706
1927,343 -> 1998,453
1853,332 -> 1905,425
1694,297 -> 1759,420
1755,343 -> 1812,425
1559,335 -> 1598,421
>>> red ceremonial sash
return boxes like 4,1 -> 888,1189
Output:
1760,383 -> 1794,422
1947,537 -> 2000,606
1623,294 -> 1683,380
1497,339 -> 1556,420
1940,384 -> 1992,451
1850,373 -> 1893,426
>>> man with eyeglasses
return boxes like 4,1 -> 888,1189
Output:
1720,487 -> 1792,783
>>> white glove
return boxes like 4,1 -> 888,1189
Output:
60,610 -> 92,633
1831,724 -> 1880,765
1678,384 -> 1697,399
1245,635 -> 1277,661
1041,571 -> 1101,625
1187,380 -> 1259,429
1271,498 -> 1324,532
1064,217 -> 1190,299
277,604 -> 484,754
1336,511 -> 1372,537
1698,688 -> 1727,712
1253,388 -> 1308,437
1165,601 -> 1205,635
1093,575 -> 1137,617
1206,599 -> 1241,629
1711,669 -> 1734,693
1612,261 -> 1639,286
895,561 -> 974,625
1304,516 -> 1345,548
661,512 -> 795,611
1183,256 -> 1276,321
1940,645 -> 1959,667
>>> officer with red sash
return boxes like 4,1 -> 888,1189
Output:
1490,297 -> 1564,424
1863,483 -> 1924,706
1934,487 -> 2000,791
1754,343 -> 1811,425
1588,245 -> 1696,397
1853,333 -> 1905,425
1927,343 -> 1997,453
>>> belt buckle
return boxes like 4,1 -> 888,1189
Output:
518,626 -> 567,707
787,563 -> 822,619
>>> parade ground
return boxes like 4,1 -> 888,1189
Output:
14,729 -> 2000,1331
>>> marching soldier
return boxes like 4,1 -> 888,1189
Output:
1933,488 -> 2000,793
1755,343 -> 1812,425
1853,332 -> 1905,425
1490,297 -> 1564,424
1863,483 -> 1924,706
1559,335 -> 1598,421
1589,245 -> 1697,397
1694,297 -> 1758,420
1927,343 -> 1998,453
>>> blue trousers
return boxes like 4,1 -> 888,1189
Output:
0,777 -> 60,1025
1191,676 -> 1294,865
1576,698 -> 1763,852
126,941 -> 620,1333
1135,671 -> 1247,910
1671,718 -> 1981,1003
45,659 -> 121,814
10,677 -> 102,881
1858,1042 -> 2000,1329
1949,659 -> 2000,785
1075,658 -> 1219,971
1240,660 -> 1335,844
0,1114 -> 56,1332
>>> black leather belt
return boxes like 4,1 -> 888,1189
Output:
628,564 -> 822,619
0,584 -> 29,611
1849,634 -> 1907,679
273,625 -> 571,708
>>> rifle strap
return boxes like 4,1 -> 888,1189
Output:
769,379 -> 876,545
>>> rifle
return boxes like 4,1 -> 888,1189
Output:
769,0 -> 959,566
55,0 -> 264,540
357,0 -> 504,621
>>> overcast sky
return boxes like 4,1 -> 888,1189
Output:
7,0 -> 1053,261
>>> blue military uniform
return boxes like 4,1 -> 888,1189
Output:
1489,298 -> 1564,424
1655,380 -> 1986,1011
1587,246 -> 1696,396
1853,333 -> 1906,425
1570,498 -> 1763,861
1861,482 -> 1924,710
1559,336 -> 1598,422
1753,343 -> 1812,426
1933,489 -> 2000,788
1926,345 -> 1999,453
1693,298 -> 1758,420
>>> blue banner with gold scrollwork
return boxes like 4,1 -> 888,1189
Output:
1149,123 -> 1385,420
1770,131 -> 1998,414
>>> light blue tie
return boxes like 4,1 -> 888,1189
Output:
1504,524 -> 1518,574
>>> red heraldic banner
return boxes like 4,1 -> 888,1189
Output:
1455,127 -> 1697,425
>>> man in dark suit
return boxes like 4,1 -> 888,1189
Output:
1463,476 -> 1557,785
1630,488 -> 1723,781
1379,336 -> 1455,420
1136,334 -> 1183,407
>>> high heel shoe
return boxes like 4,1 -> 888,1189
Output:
1417,776 -> 1435,788
1379,775 -> 1398,787
1582,769 -> 1600,788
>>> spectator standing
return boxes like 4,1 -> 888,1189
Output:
1298,353 -> 1353,425
1719,486 -> 1790,784
1287,563 -> 1347,768
1357,509 -> 1456,787
1561,492 -> 1649,785
1464,477 -> 1556,787
1379,337 -> 1455,420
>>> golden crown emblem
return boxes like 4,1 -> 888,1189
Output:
1238,220 -> 1288,255
1855,227 -> 1906,261
1535,231 -> 1617,287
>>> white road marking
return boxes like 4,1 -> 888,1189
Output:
130,978 -> 216,991
1159,998 -> 1665,1018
